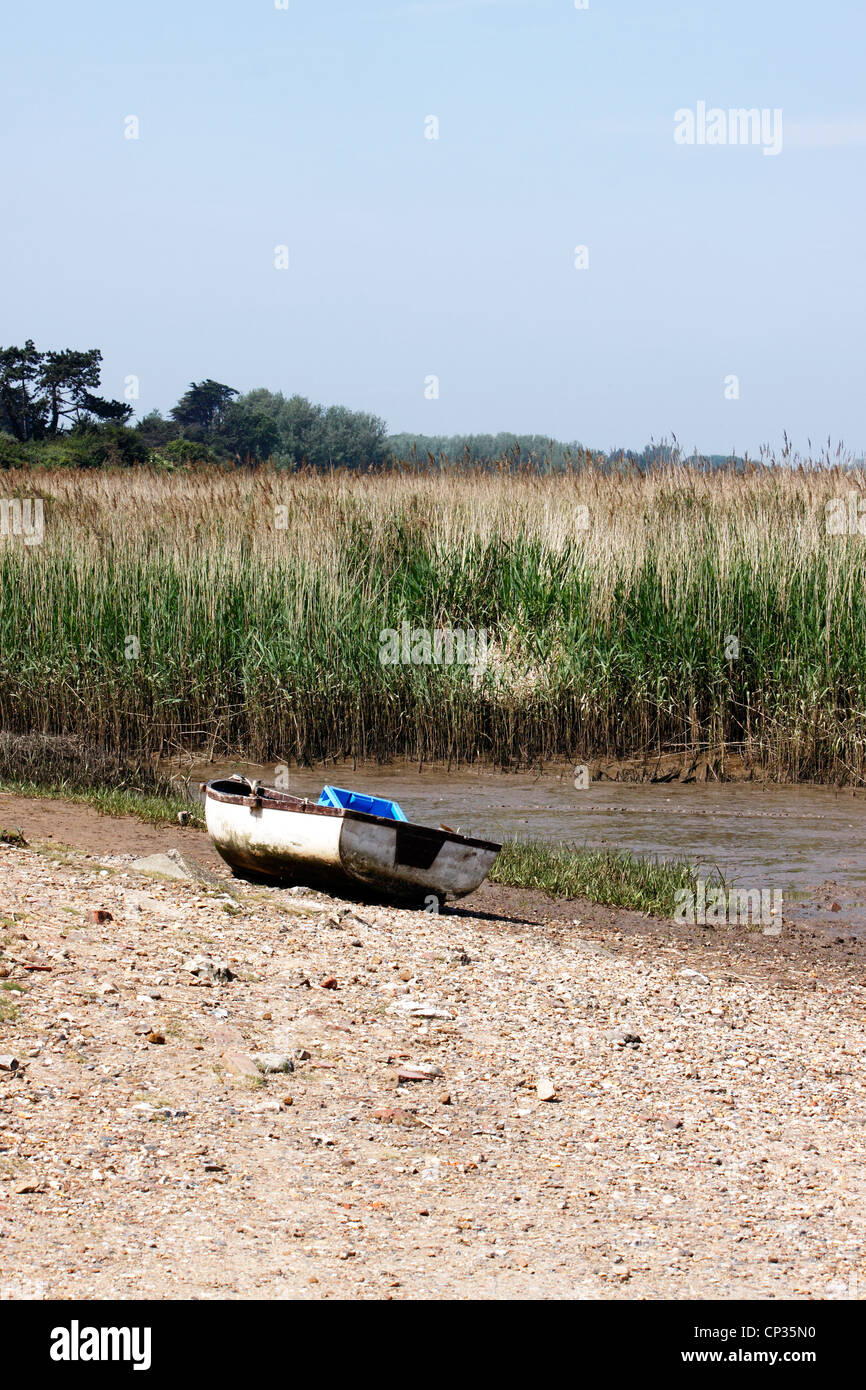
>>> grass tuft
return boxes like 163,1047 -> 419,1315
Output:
490,839 -> 713,917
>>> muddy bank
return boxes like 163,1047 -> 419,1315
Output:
176,750 -> 849,786
0,792 -> 225,872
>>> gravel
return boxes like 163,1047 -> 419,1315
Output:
0,838 -> 864,1301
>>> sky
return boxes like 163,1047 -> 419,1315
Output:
2,0 -> 865,456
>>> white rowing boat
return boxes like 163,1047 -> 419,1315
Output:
203,777 -> 501,907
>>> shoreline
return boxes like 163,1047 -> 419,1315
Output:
0,789 -> 701,919
1,789 -> 862,948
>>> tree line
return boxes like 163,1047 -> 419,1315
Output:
0,341 -> 391,469
137,382 -> 389,471
1,339 -> 749,472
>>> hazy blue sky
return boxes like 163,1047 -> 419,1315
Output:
3,0 -> 864,454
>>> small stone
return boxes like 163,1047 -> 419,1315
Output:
384,1108 -> 422,1128
90,909 -> 113,925
392,1000 -> 453,1020
209,1023 -> 245,1048
145,1031 -> 166,1045
438,1092 -> 451,1105
399,969 -> 413,982
131,853 -> 194,882
536,1077 -> 556,1102
166,848 -> 222,884
185,954 -> 235,984
604,1028 -> 641,1048
221,1051 -> 259,1079
321,976 -> 338,990
252,1052 -> 295,1074
0,1055 -> 21,1071
397,1063 -> 443,1082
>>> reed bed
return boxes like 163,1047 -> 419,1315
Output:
1,461 -> 865,780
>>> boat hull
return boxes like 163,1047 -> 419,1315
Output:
204,779 -> 501,905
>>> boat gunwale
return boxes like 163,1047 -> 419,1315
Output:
203,779 -> 502,854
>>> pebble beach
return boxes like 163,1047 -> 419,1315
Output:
1,806 -> 864,1301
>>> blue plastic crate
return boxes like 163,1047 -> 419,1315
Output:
317,785 -> 407,822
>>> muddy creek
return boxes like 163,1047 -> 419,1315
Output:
185,762 -> 866,931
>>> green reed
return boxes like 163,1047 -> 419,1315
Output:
1,462 -> 865,780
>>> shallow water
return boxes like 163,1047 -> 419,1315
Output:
185,761 -> 866,929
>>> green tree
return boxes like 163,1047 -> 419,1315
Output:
42,349 -> 100,432
0,340 -> 46,441
170,379 -> 238,435
0,341 -> 131,440
220,399 -> 280,462
321,404 -> 387,469
135,410 -> 176,447
230,390 -> 387,469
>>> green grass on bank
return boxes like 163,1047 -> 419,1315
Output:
0,778 -> 204,828
490,839 -> 710,917
0,733 -> 203,827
